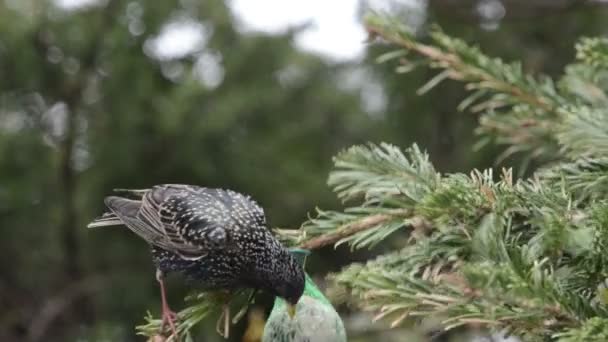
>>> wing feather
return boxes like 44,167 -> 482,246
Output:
91,184 -> 269,261
102,197 -> 174,250
140,185 -> 207,259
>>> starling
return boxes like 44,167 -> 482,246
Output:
262,249 -> 347,342
87,184 -> 305,337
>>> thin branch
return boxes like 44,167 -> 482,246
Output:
298,209 -> 424,250
299,214 -> 392,249
364,22 -> 555,112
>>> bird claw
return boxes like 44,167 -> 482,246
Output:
161,307 -> 178,339
157,269 -> 179,339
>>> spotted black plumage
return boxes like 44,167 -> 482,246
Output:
88,184 -> 305,305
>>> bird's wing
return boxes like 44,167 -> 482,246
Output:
87,212 -> 123,228
139,185 -> 268,260
101,196 -> 177,251
93,184 -> 268,260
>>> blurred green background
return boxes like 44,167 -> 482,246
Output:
1,0 -> 607,341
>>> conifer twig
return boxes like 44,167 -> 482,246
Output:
298,209 -> 422,250
364,18 -> 557,112
364,14 -> 569,163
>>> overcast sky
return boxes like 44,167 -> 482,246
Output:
230,0 -> 367,60
54,0 -> 422,61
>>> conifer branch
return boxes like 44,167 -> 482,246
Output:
136,292 -> 222,341
557,106 -> 608,158
559,63 -> 608,107
277,144 -> 437,250
364,15 -> 563,112
298,210 -> 425,250
364,14 -> 568,162
576,37 -> 608,69
283,137 -> 608,339
555,317 -> 608,341
298,212 -> 393,250
539,157 -> 608,200
138,13 -> 608,342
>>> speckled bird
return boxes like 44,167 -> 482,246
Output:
87,184 -> 305,337
263,249 -> 347,342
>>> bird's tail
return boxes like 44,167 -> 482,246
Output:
87,212 -> 123,228
87,196 -> 142,229
112,188 -> 149,198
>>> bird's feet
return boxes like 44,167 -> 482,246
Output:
157,269 -> 179,339
160,305 -> 178,338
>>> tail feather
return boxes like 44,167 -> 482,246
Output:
86,196 -> 141,229
87,212 -> 123,228
112,188 -> 149,198
102,196 -> 169,246
104,196 -> 141,216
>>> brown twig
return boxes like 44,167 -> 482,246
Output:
364,22 -> 555,112
298,209 -> 418,250
298,214 -> 391,250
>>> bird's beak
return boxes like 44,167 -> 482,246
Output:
287,304 -> 296,319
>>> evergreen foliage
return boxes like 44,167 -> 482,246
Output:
310,13 -> 608,342
141,12 -> 608,341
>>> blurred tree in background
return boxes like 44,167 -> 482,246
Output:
1,1 -> 371,340
0,0 -> 607,341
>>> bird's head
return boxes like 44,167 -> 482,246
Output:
268,248 -> 305,314
276,253 -> 305,304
